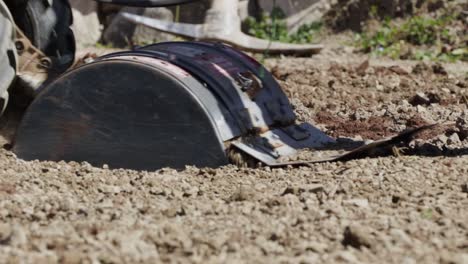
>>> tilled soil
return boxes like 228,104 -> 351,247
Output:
0,49 -> 467,263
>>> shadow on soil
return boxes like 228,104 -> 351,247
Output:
406,144 -> 468,158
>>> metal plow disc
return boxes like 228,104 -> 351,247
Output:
13,48 -> 230,170
13,41 -> 427,170
12,41 -> 336,170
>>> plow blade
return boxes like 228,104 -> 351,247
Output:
13,41 -> 333,170
12,41 -> 431,170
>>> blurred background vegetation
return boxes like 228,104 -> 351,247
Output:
242,0 -> 467,62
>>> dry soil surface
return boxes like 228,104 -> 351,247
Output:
0,47 -> 467,263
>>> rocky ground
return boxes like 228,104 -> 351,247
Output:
0,43 -> 467,263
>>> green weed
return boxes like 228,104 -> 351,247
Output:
421,208 -> 434,219
95,42 -> 115,49
356,12 -> 467,62
244,8 -> 322,44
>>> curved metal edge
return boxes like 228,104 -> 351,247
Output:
143,41 -> 297,129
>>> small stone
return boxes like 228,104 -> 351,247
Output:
402,257 -> 417,264
10,225 -> 27,247
376,82 -> 384,91
409,93 -> 431,106
228,185 -> 256,202
342,225 -> 374,249
412,62 -> 430,74
99,185 -> 120,194
441,88 -> 451,94
301,241 -> 328,253
388,75 -> 401,89
343,198 -> 369,208
60,251 -> 85,264
353,135 -> 364,141
282,184 -> 324,196
437,134 -> 448,144
0,223 -> 12,244
162,206 -> 185,218
447,133 -> 461,145
336,250 -> 359,263
343,46 -> 354,54
0,183 -> 15,195
416,105 -> 427,113
355,60 -> 369,75
432,63 -> 447,75
389,65 -> 409,75
390,228 -> 412,245
461,183 -> 468,193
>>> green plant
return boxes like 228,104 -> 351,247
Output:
244,8 -> 322,44
369,5 -> 379,19
244,10 -> 289,43
356,10 -> 467,62
290,22 -> 323,44
95,42 -> 115,49
421,208 -> 434,219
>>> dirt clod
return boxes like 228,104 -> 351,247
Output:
315,111 -> 395,140
409,92 -> 441,106
432,63 -> 448,75
342,225 -> 374,249
461,183 -> 468,194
